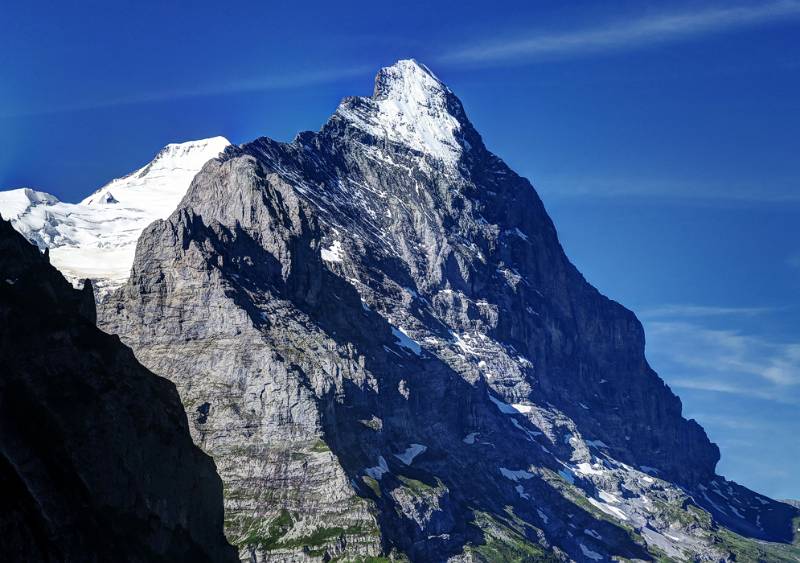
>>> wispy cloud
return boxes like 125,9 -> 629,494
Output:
533,174 -> 800,204
639,304 -> 773,319
1,65 -> 371,119
644,318 -> 800,403
682,412 -> 763,431
440,1 -> 800,65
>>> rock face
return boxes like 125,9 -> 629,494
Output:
100,60 -> 799,561
0,218 -> 237,562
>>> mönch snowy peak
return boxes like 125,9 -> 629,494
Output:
0,136 -> 230,294
6,60 -> 800,562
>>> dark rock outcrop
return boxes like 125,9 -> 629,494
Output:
0,218 -> 237,562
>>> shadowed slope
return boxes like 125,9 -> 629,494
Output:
0,217 -> 237,563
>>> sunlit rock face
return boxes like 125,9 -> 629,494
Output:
100,60 -> 799,561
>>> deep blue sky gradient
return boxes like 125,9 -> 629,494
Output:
2,1 -> 798,498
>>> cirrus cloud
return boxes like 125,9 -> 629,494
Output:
440,1 -> 800,66
642,310 -> 800,405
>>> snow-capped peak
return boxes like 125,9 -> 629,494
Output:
145,136 -> 232,176
372,59 -> 449,101
336,59 -> 465,166
82,136 -> 230,209
0,188 -> 60,220
0,136 -> 231,294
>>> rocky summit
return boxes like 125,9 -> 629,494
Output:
35,59 -> 800,561
0,218 -> 237,562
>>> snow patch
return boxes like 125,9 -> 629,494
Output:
575,462 -> 605,476
537,509 -> 549,524
511,418 -> 542,441
488,394 -> 534,416
558,469 -> 575,484
391,326 -> 422,355
584,529 -> 602,540
499,467 -> 534,481
588,497 -> 628,521
452,331 -> 478,356
321,239 -> 344,262
395,443 -> 427,465
510,403 -> 533,414
512,227 -> 528,241
598,491 -> 620,504
365,456 -> 389,480
488,394 -> 518,414
580,543 -> 603,561
515,485 -> 530,499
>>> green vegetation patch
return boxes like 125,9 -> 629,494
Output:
397,474 -> 444,496
362,475 -> 382,498
279,525 -> 349,549
239,517 -> 382,555
311,438 -> 331,452
237,509 -> 295,549
648,498 -> 713,529
713,527 -> 800,563
280,523 -> 380,550
336,553 -> 409,563
464,510 -> 558,563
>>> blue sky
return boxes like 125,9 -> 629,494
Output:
2,1 -> 798,499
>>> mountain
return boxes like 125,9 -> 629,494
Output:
0,218 -> 237,562
0,136 -> 230,294
61,60 -> 800,560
